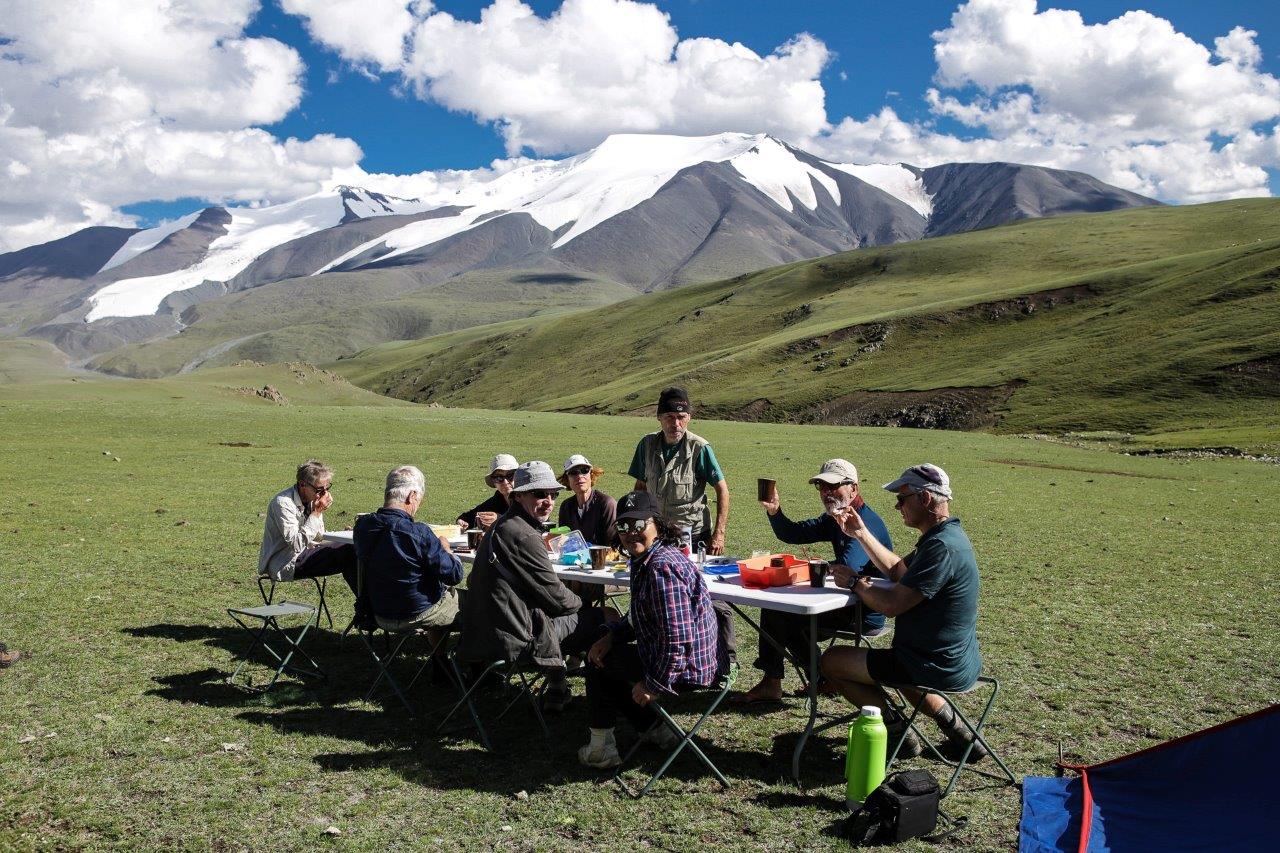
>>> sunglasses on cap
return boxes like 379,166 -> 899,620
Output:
615,518 -> 651,534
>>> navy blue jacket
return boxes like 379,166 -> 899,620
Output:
354,508 -> 464,620
768,501 -> 894,631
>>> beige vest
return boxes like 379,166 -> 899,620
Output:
643,429 -> 711,533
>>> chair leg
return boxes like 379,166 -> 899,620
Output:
311,576 -> 333,628
437,657 -> 498,751
258,577 -> 275,605
362,630 -> 415,713
616,674 -> 736,798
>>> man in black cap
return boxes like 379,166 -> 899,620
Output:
626,386 -> 730,555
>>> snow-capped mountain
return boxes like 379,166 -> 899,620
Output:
0,132 -> 1158,369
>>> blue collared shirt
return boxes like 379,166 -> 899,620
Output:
354,507 -> 464,620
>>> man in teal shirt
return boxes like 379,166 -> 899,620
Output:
819,463 -> 986,761
627,386 -> 730,555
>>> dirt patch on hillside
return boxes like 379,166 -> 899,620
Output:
796,383 -> 1025,430
1218,353 -> 1280,392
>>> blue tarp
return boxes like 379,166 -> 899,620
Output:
1019,704 -> 1280,852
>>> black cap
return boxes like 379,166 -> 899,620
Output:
657,386 -> 691,415
616,490 -> 659,521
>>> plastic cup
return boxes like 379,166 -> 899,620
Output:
757,478 -> 776,502
590,546 -> 610,571
808,559 -> 829,588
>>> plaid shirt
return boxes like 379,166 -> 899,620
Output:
612,542 -> 719,695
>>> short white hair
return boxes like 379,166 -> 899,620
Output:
385,465 -> 425,504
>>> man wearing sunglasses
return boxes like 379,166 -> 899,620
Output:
258,459 -> 358,595
738,459 -> 893,704
458,461 -> 610,712
819,463 -> 987,761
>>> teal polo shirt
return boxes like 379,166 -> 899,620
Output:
892,517 -> 982,691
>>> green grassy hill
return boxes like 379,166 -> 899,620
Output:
334,200 -> 1280,453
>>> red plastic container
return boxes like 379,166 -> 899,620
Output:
738,554 -> 810,589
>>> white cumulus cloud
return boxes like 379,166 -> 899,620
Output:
291,0 -> 831,155
812,0 -> 1280,202
0,0 -> 363,253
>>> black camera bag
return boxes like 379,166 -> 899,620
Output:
843,770 -> 940,846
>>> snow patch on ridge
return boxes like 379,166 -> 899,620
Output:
85,193 -> 350,321
728,139 -> 841,211
99,212 -> 202,273
825,163 -> 933,217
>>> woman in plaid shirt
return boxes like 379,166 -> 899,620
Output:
579,491 -> 724,769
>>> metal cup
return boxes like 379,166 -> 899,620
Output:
467,529 -> 483,551
808,559 -> 829,588
757,478 -> 776,502
590,546 -> 610,571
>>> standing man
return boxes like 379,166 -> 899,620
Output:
627,387 -> 729,555
258,459 -> 358,595
820,464 -> 986,760
739,459 -> 893,704
627,386 -> 735,660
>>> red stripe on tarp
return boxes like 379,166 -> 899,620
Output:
1076,768 -> 1094,853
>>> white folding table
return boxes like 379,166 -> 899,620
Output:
325,529 -> 871,782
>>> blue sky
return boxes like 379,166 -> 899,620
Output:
3,1 -> 1276,247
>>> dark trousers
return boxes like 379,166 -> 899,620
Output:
753,606 -> 859,680
547,606 -> 612,662
585,643 -> 658,731
292,542 -> 358,596
690,527 -> 738,663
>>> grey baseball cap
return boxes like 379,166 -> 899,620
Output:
512,461 -> 563,493
883,463 -> 952,500
809,458 -> 859,485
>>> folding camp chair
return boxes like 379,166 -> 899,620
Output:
881,675 -> 1017,798
435,645 -> 551,751
226,600 -> 324,692
259,572 -> 333,628
614,662 -> 739,798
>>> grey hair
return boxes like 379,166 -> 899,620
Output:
296,459 -> 332,487
385,465 -> 425,505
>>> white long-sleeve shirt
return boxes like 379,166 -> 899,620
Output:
258,486 -> 325,580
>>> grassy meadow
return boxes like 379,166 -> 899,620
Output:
1,355 -> 1277,850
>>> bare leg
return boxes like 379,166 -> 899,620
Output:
819,646 -> 889,711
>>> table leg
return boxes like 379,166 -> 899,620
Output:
790,613 -> 819,785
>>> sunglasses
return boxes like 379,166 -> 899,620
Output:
814,481 -> 851,492
895,490 -> 922,507
615,518 -> 651,534
490,472 -> 515,482
304,483 -> 331,495
567,467 -> 592,477
528,490 -> 558,500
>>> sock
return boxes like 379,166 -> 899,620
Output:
589,728 -> 615,749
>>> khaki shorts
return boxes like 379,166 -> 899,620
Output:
376,586 -> 460,632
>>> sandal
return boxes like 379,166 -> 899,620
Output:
732,681 -> 785,705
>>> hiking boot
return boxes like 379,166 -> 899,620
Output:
886,718 -> 924,759
578,739 -> 622,769
641,723 -> 679,750
935,734 -> 989,764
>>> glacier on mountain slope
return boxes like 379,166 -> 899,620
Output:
84,189 -> 431,321
100,211 -> 202,273
85,133 -> 933,320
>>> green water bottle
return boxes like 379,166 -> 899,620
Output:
845,705 -> 888,810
